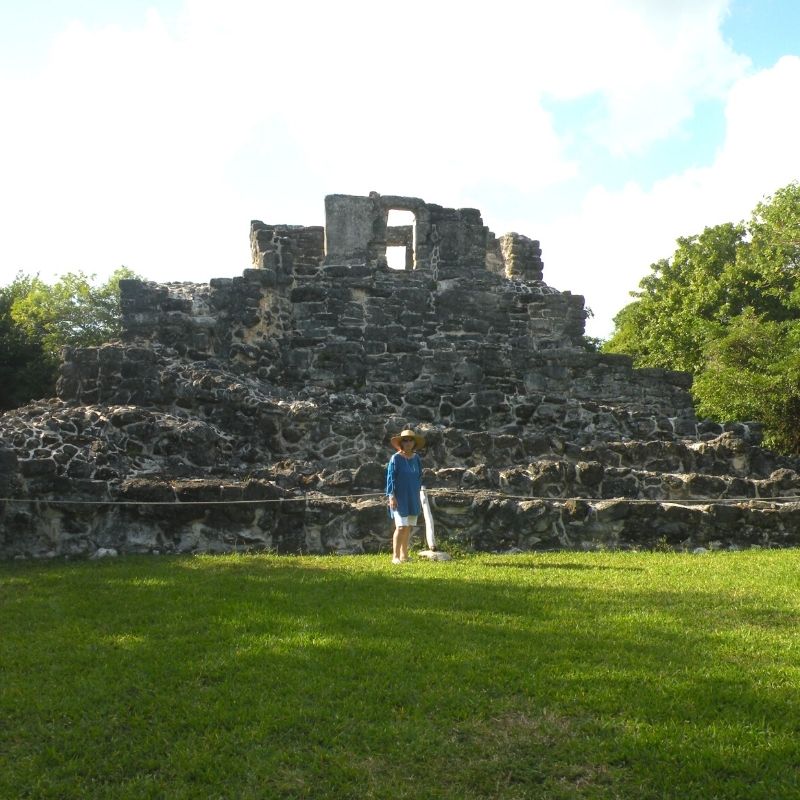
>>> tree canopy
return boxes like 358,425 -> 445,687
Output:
0,268 -> 138,411
603,182 -> 800,452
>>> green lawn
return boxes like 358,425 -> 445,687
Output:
2,550 -> 800,799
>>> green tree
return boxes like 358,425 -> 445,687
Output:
604,221 -> 749,372
0,267 -> 138,410
0,275 -> 57,410
693,312 -> 800,453
602,182 -> 800,452
10,267 -> 137,356
748,182 -> 800,311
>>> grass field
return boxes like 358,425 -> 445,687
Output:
2,549 -> 800,799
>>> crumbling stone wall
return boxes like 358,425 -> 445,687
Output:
71,192 -> 692,417
3,192 -> 799,559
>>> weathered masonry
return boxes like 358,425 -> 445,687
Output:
3,192 -> 800,559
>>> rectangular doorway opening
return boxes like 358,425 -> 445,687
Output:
387,246 -> 407,270
386,209 -> 416,270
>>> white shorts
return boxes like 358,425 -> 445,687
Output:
392,512 -> 418,528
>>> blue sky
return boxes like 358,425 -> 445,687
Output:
723,0 -> 800,68
1,0 -> 799,337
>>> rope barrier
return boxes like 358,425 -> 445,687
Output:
0,491 -> 386,506
1,489 -> 800,507
425,491 -> 800,506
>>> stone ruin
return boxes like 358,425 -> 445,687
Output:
3,191 -> 800,560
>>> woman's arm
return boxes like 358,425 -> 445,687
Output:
386,454 -> 397,508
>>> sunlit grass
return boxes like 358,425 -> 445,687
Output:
2,551 -> 800,799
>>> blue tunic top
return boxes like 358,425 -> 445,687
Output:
385,452 -> 423,516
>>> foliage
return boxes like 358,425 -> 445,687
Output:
693,312 -> 800,452
603,182 -> 800,451
0,268 -> 137,410
604,221 -> 748,373
0,275 -> 58,410
9,267 -> 138,355
749,182 -> 800,307
580,334 -> 602,352
2,551 -> 800,800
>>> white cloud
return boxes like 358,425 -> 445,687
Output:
521,0 -> 748,155
539,55 -> 800,339
713,55 -> 800,189
0,9 -> 257,282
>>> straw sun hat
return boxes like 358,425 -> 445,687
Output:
390,428 -> 426,451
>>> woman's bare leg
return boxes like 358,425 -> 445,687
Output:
393,526 -> 404,561
399,527 -> 411,561
393,525 -> 410,562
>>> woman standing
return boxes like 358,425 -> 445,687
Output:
386,428 -> 425,564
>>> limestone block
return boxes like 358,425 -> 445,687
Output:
324,195 -> 376,261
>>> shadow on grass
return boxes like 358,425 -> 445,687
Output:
2,554 -> 799,800
479,560 -> 645,572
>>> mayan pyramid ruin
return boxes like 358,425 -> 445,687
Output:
3,191 -> 800,559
